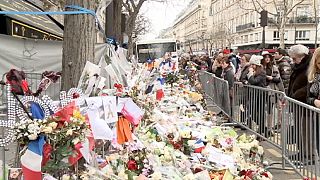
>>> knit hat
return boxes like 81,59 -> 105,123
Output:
249,55 -> 263,66
261,51 -> 271,56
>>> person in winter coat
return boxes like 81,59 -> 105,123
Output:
237,54 -> 251,83
288,45 -> 312,103
212,56 -> 223,78
247,55 -> 268,137
236,54 -> 251,128
261,51 -> 284,91
274,48 -> 292,93
306,47 -> 320,157
287,44 -> 312,159
261,51 -> 284,137
247,55 -> 267,87
222,57 -> 235,116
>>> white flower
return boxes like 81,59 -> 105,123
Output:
28,133 -> 38,140
66,129 -> 73,136
42,126 -> 53,134
72,138 -> 80,145
61,174 -> 70,180
27,124 -> 40,134
151,172 -> 162,180
257,146 -> 264,155
19,124 -> 26,129
48,122 -> 58,129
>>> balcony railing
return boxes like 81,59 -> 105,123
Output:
268,16 -> 316,25
289,16 -> 316,24
236,23 -> 255,32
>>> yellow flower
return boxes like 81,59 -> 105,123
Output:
48,122 -> 58,129
66,129 -> 73,136
72,138 -> 80,145
73,110 -> 86,122
42,126 -> 53,134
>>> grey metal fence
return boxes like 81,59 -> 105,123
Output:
282,96 -> 320,179
198,71 -> 231,116
199,71 -> 320,179
232,82 -> 285,148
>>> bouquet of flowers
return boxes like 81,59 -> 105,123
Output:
14,104 -> 91,176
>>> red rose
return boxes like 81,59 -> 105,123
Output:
173,142 -> 182,149
42,143 -> 52,166
261,172 -> 269,178
194,168 -> 203,173
72,93 -> 80,99
127,160 -> 138,171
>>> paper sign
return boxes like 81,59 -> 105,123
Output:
207,146 -> 235,169
117,98 -> 130,112
79,138 -> 93,164
88,113 -> 114,140
102,96 -> 118,123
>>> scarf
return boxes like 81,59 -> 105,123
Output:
310,73 -> 320,98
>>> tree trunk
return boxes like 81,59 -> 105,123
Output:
126,15 -> 138,59
279,17 -> 286,49
61,0 -> 96,90
113,0 -> 122,44
314,0 -> 318,48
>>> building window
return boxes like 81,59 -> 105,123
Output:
273,31 -> 288,40
250,34 -> 254,42
255,33 -> 258,41
296,6 -> 310,17
296,30 -> 310,40
244,35 -> 249,43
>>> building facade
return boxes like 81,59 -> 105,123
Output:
163,0 -> 319,52
161,0 -> 210,52
210,0 -> 319,50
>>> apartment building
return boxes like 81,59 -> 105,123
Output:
210,0 -> 319,50
162,0 -> 318,51
161,0 -> 210,52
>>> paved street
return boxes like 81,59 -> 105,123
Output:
204,98 -> 302,179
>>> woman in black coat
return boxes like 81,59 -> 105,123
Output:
247,55 -> 268,137
305,47 -> 320,159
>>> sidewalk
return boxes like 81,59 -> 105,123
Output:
204,98 -> 301,179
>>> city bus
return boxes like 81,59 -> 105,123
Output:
135,39 -> 180,63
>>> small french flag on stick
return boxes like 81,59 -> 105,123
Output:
21,135 -> 45,180
21,102 -> 46,180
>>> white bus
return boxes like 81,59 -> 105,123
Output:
135,39 -> 180,63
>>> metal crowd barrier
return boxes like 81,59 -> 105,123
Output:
199,71 -> 320,179
198,71 -> 231,116
233,82 -> 285,148
282,97 -> 320,179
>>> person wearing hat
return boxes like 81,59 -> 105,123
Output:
261,51 -> 284,91
261,51 -> 284,138
247,55 -> 266,87
274,48 -> 292,93
247,55 -> 268,137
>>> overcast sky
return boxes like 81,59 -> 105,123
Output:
140,0 -> 192,40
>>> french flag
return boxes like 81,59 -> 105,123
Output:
21,102 -> 46,180
21,135 -> 45,180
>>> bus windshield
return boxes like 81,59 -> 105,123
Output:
136,41 -> 176,63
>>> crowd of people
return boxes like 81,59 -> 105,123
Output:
178,45 -> 320,161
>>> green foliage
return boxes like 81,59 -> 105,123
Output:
165,73 -> 179,85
